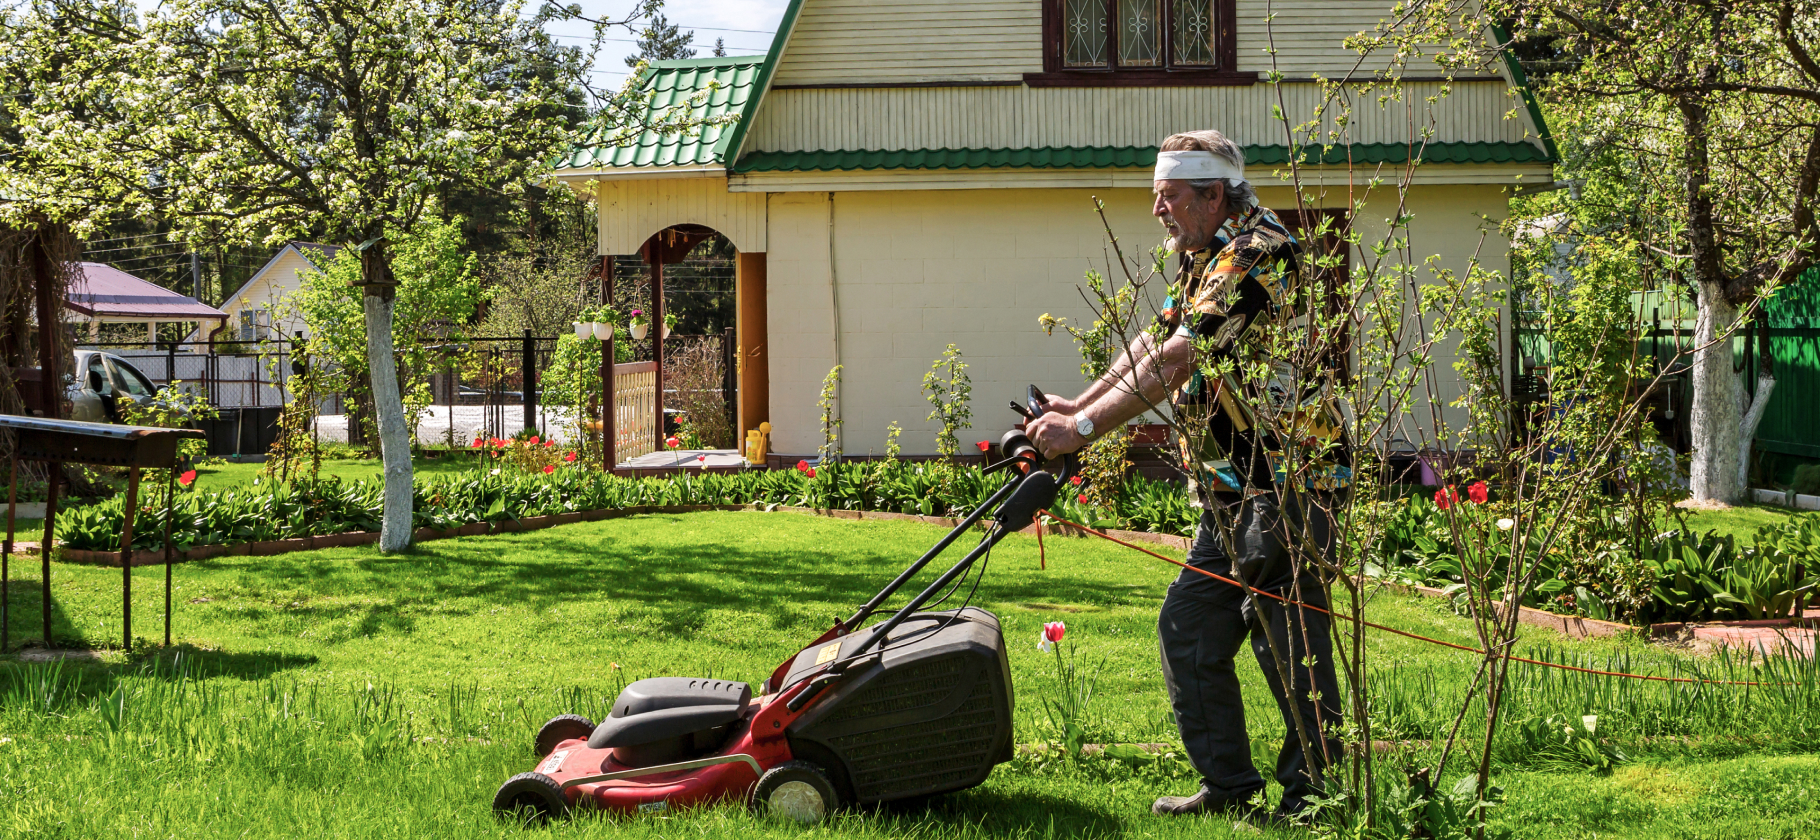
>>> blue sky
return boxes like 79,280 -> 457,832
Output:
547,0 -> 788,87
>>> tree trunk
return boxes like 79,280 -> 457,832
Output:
1688,288 -> 1744,503
1737,372 -> 1775,490
364,293 -> 414,552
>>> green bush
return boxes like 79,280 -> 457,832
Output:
53,461 -> 1200,552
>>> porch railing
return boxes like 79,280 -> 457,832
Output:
614,361 -> 657,463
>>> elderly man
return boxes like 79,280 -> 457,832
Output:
1027,129 -> 1348,822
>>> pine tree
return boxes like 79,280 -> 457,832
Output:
624,14 -> 695,66
713,37 -> 726,57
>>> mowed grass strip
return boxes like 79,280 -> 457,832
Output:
1,511 -> 1817,839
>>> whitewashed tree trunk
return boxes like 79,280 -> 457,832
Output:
1688,287 -> 1745,503
1737,372 -> 1776,490
364,294 -> 414,551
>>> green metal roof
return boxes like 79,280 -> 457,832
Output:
555,56 -> 765,171
733,142 -> 1553,173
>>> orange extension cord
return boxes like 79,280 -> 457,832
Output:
1034,509 -> 1803,688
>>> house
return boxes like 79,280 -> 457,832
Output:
550,0 -> 1555,459
212,242 -> 341,343
67,261 -> 227,345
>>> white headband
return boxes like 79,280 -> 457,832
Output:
1153,150 -> 1245,183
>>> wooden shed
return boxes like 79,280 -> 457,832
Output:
551,0 -> 1555,460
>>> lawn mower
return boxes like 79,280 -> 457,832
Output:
493,417 -> 1070,825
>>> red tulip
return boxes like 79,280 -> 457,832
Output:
976,440 -> 990,452
542,464 -> 555,474
697,455 -> 707,463
1043,621 -> 1066,643
470,437 -> 484,448
666,436 -> 681,449
563,451 -> 577,463
1435,485 -> 1458,510
528,435 -> 540,446
1467,481 -> 1489,504
543,440 -> 553,448
796,460 -> 809,473
1069,475 -> 1082,486
1077,493 -> 1088,504
806,467 -> 817,478
178,469 -> 197,487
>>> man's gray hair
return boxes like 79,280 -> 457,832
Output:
1159,129 -> 1257,211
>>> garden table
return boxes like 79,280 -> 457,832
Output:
1,414 -> 203,653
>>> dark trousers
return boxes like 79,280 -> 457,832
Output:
1157,494 -> 1344,814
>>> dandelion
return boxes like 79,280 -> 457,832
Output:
1467,481 -> 1489,504
177,469 -> 197,488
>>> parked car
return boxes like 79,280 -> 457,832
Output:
68,350 -> 163,423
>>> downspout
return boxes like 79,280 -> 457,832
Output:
827,191 -> 842,451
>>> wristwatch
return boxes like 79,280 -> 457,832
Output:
1072,412 -> 1095,439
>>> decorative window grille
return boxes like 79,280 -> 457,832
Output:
1063,0 -> 1109,67
1050,0 -> 1230,75
1118,0 -> 1161,67
1172,0 -> 1217,65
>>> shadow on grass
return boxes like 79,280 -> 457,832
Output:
208,514 -> 1153,643
2,574 -> 82,652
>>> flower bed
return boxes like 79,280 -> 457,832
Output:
51,461 -> 1200,556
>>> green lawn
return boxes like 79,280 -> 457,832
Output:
190,452 -> 486,489
1,512 -> 1816,839
1677,502 -> 1801,541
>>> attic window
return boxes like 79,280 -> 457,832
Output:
1034,0 -> 1252,86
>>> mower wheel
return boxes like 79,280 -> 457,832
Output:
534,714 -> 596,757
493,772 -> 568,822
751,761 -> 840,825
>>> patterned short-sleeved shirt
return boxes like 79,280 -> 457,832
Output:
1156,205 -> 1352,501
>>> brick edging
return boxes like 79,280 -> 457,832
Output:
1383,582 -> 1815,640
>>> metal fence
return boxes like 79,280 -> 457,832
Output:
80,328 -> 737,463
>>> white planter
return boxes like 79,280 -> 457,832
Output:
662,325 -> 672,339
592,322 -> 615,341
574,322 -> 589,339
630,323 -> 649,341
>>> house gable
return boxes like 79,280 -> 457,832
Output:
713,0 -> 1554,188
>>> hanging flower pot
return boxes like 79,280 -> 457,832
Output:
628,309 -> 649,341
593,322 -> 615,341
574,322 -> 590,339
630,323 -> 649,341
661,325 -> 672,339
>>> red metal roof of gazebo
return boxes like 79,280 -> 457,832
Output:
66,262 -> 228,321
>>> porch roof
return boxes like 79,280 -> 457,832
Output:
553,55 -> 765,174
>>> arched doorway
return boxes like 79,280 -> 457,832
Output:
600,223 -> 766,472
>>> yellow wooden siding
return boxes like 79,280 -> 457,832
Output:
729,162 -> 1552,193
595,176 -> 768,255
757,183 -> 1506,455
743,82 -> 1526,153
771,0 -> 1459,85
772,0 -> 1043,85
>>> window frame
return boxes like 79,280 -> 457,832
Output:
1029,0 -> 1252,87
